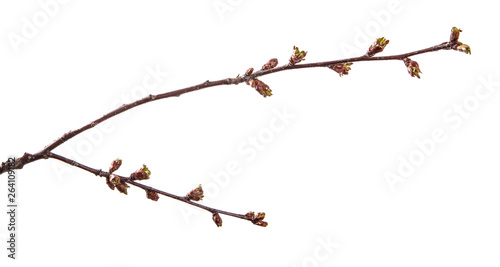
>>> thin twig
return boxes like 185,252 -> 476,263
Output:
48,152 -> 253,223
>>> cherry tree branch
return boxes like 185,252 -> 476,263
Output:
0,27 -> 471,226
47,152 -> 263,226
0,41 -> 468,174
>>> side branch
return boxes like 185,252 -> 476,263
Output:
47,152 -> 262,226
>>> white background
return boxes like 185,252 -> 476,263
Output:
1,0 -> 499,266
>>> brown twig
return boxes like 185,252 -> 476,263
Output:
0,42 -> 459,174
47,152 -> 258,225
0,28 -> 471,226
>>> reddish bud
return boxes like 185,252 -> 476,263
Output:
247,211 -> 267,226
262,58 -> 278,70
247,78 -> 272,97
289,46 -> 307,65
186,184 -> 204,201
109,158 -> 122,174
109,174 -> 129,194
245,67 -> 254,76
254,220 -> 268,227
115,182 -> 130,195
329,62 -> 353,77
366,37 -> 389,57
106,175 -> 116,191
404,58 -> 422,79
212,213 -> 223,227
146,189 -> 159,201
130,164 -> 151,181
450,27 -> 462,43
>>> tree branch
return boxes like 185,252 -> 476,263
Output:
47,152 -> 263,226
0,27 -> 471,226
0,41 -> 462,175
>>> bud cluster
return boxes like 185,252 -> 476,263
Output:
247,78 -> 272,97
329,63 -> 353,77
106,158 -> 123,191
404,58 -> 422,79
146,189 -> 159,201
131,164 -> 151,181
245,211 -> 268,227
449,27 -> 471,55
366,37 -> 389,57
289,46 -> 307,65
109,174 -> 130,194
186,184 -> 204,201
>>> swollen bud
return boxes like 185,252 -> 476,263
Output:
262,58 -> 278,70
186,184 -> 204,201
289,46 -> 307,65
115,182 -> 130,195
247,78 -> 272,97
146,189 -> 159,201
109,158 -> 122,174
245,211 -> 268,227
106,174 -> 116,190
110,175 -> 130,195
212,213 -> 223,227
254,221 -> 268,227
366,37 -> 389,57
450,27 -> 462,43
404,58 -> 422,79
328,63 -> 353,77
130,164 -> 151,181
245,67 -> 254,76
